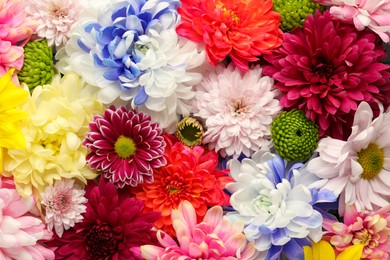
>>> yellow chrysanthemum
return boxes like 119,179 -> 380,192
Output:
304,240 -> 364,260
3,72 -> 103,205
0,68 -> 28,171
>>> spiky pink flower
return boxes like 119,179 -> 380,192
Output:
0,177 -> 54,259
41,179 -> 87,237
322,204 -> 390,259
315,0 -> 390,42
0,0 -> 37,77
141,200 -> 258,260
263,10 -> 390,140
83,106 -> 166,188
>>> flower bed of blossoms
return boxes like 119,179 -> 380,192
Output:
1,0 -> 390,259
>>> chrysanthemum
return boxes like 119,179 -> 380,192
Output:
141,200 -> 259,260
304,240 -> 364,260
315,0 -> 390,42
307,101 -> 390,213
176,116 -> 204,147
0,0 -> 37,76
0,69 -> 28,170
83,106 -> 167,188
322,205 -> 390,259
263,10 -> 390,140
133,134 -> 232,236
25,0 -> 81,47
3,73 -> 103,205
57,0 -> 206,128
41,178 -> 87,237
0,177 -> 54,259
193,64 -> 281,158
226,150 -> 336,259
176,0 -> 283,71
47,178 -> 160,260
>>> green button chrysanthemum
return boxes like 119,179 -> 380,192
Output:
273,0 -> 324,31
176,117 -> 204,148
271,109 -> 319,162
18,40 -> 54,91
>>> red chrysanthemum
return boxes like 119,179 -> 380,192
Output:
83,106 -> 166,188
48,178 -> 160,260
132,134 -> 232,236
263,10 -> 390,140
176,0 -> 283,71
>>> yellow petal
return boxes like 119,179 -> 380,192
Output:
305,241 -> 336,260
336,244 -> 364,260
303,246 -> 314,260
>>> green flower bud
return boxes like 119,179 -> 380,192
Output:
271,109 -> 318,162
176,117 -> 204,148
18,40 -> 54,91
273,0 -> 325,32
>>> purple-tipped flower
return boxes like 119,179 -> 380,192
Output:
83,106 -> 166,187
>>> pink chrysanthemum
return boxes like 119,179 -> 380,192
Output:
41,179 -> 87,237
47,178 -> 160,260
0,177 -> 54,259
315,0 -> 390,42
25,0 -> 81,47
193,64 -> 281,158
0,0 -> 37,77
141,200 -> 259,260
83,106 -> 166,188
133,134 -> 232,237
263,10 -> 390,140
176,0 -> 283,71
322,204 -> 390,259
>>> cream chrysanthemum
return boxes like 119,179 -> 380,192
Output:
193,64 -> 281,158
25,0 -> 81,47
3,73 -> 103,207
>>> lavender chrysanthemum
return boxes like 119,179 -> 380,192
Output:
83,106 -> 166,188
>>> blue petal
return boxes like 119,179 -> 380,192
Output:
93,54 -> 104,68
268,156 -> 286,184
112,6 -> 127,21
130,65 -> 142,77
126,15 -> 144,33
283,239 -> 308,260
102,58 -> 122,68
123,68 -> 136,80
271,228 -> 288,245
108,36 -> 121,56
287,162 -> 303,181
97,26 -> 115,45
103,68 -> 123,81
77,39 -> 91,53
315,189 -> 337,203
84,22 -> 101,33
112,27 -> 126,38
138,11 -> 152,27
127,0 -> 143,15
266,245 -> 283,260
101,45 -> 110,59
134,85 -> 148,105
151,2 -> 169,19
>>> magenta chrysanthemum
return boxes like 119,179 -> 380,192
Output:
83,106 -> 166,188
263,10 -> 390,140
47,178 -> 160,260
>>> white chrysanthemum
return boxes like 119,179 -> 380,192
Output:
25,0 -> 81,47
3,73 -> 103,207
56,0 -> 206,129
193,64 -> 281,158
307,101 -> 390,213
226,150 -> 333,258
41,179 -> 87,237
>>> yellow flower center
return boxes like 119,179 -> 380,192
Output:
353,228 -> 372,246
357,143 -> 384,180
167,186 -> 181,196
42,137 -> 62,154
114,136 -> 136,159
176,117 -> 204,148
222,7 -> 239,24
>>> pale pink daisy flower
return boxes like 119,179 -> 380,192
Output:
25,0 -> 81,47
315,0 -> 390,42
193,64 -> 281,158
307,101 -> 390,213
0,177 -> 54,259
41,178 -> 87,237
141,200 -> 259,260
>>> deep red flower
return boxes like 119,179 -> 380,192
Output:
263,10 -> 390,140
48,178 -> 160,260
83,106 -> 166,188
176,0 -> 283,71
132,134 -> 232,236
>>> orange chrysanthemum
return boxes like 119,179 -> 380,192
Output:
132,134 -> 232,236
176,0 -> 283,71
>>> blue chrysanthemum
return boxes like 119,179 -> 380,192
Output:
57,0 -> 205,128
226,150 -> 337,259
